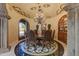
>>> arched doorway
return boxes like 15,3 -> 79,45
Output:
58,15 -> 67,44
18,19 -> 30,40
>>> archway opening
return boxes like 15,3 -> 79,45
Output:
18,19 -> 29,40
58,15 -> 67,44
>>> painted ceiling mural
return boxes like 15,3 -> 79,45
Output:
6,3 -> 66,19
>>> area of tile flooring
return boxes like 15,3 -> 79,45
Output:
0,39 -> 67,56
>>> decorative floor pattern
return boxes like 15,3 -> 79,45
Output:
14,40 -> 64,56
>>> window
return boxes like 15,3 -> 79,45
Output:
19,19 -> 29,40
19,22 -> 26,37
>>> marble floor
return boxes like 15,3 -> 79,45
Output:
0,39 -> 67,56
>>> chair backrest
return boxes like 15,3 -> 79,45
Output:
42,30 -> 46,37
28,30 -> 35,41
44,30 -> 52,40
52,30 -> 55,41
34,30 -> 38,37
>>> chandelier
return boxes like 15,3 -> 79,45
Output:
34,4 -> 47,24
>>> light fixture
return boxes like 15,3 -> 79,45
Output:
34,4 -> 45,24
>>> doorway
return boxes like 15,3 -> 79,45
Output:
58,15 -> 67,44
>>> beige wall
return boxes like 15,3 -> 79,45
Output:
6,4 -> 67,47
6,4 -> 27,47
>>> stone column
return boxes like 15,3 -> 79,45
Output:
67,9 -> 75,56
0,3 -> 9,53
64,4 -> 79,56
74,8 -> 79,56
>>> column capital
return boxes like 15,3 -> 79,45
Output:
0,4 -> 9,19
63,4 -> 79,11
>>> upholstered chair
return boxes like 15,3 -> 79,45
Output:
44,29 -> 52,48
51,30 -> 55,43
28,30 -> 36,47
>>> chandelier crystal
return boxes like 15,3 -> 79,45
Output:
34,6 -> 45,25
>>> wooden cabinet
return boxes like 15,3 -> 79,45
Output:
58,15 -> 67,44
